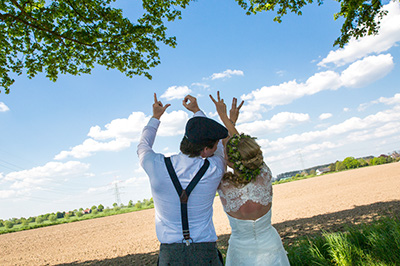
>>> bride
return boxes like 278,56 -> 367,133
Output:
210,92 -> 290,266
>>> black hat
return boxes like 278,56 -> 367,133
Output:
185,117 -> 228,144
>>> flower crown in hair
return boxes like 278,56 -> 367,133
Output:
226,133 -> 261,182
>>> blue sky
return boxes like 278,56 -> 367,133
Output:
1,0 -> 400,220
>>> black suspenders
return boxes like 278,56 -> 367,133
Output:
164,157 -> 210,246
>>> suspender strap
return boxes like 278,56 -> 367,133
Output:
164,157 -> 210,245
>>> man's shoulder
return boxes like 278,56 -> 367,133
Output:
142,151 -> 167,165
208,153 -> 225,165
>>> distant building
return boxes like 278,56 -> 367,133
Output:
82,208 -> 91,214
316,167 -> 330,175
277,170 -> 302,180
390,152 -> 400,160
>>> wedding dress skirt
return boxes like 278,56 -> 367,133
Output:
225,210 -> 290,266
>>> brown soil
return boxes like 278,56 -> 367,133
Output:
1,163 -> 400,265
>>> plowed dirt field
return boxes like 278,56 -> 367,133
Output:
1,162 -> 399,265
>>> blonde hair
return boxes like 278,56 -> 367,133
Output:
238,138 -> 264,169
224,137 -> 264,186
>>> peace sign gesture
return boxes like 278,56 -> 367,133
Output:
152,93 -> 171,120
210,91 -> 241,136
209,91 -> 228,120
229,97 -> 244,125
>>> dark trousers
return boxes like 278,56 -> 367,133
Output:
158,242 -> 223,266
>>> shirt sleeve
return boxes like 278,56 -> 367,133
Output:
137,117 -> 160,167
214,139 -> 225,159
193,110 -> 206,118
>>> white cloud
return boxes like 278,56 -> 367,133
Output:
55,111 -> 189,160
378,93 -> 400,105
87,186 -> 110,194
318,2 -> 400,67
88,112 -> 148,141
242,71 -> 341,107
276,70 -> 286,77
87,176 -> 148,194
238,104 -> 264,122
319,113 -> 333,120
125,176 -> 148,185
54,138 -> 132,160
261,101 -> 400,157
158,110 -> 188,136
265,141 -> 339,165
340,54 -> 394,88
207,111 -> 219,119
264,104 -> 400,174
210,69 -> 244,80
2,161 -> 90,192
357,102 -> 372,112
239,71 -> 341,121
237,112 -> 310,135
357,93 -> 400,112
0,189 -> 16,199
0,102 -> 10,112
239,53 -> 394,122
134,166 -> 146,175
191,83 -> 210,89
160,86 -> 192,100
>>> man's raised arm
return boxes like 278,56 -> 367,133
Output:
183,95 -> 205,117
137,93 -> 170,165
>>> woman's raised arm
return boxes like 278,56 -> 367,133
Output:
209,91 -> 243,136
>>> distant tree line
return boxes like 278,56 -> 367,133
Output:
0,198 -> 154,233
276,151 -> 400,182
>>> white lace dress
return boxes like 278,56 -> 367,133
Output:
218,165 -> 290,266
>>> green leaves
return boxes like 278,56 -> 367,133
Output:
0,0 -> 393,94
0,0 -> 192,93
226,133 -> 260,182
235,0 -> 314,22
234,0 -> 392,48
334,0 -> 387,47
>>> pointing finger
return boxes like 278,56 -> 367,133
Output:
209,94 -> 217,104
238,100 -> 244,110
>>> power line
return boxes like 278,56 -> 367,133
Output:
0,158 -> 26,171
113,180 -> 121,206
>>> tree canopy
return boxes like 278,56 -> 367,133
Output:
0,0 -> 394,94
235,0 -> 390,47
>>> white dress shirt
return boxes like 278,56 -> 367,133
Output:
137,111 -> 226,244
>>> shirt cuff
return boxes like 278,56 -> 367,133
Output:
148,117 -> 161,129
193,110 -> 206,117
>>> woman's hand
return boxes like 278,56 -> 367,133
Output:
210,91 -> 239,136
209,91 -> 228,119
229,97 -> 244,125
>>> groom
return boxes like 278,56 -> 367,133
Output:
137,93 -> 228,265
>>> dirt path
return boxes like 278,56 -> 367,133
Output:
1,162 -> 399,265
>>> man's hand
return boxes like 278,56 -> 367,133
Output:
229,97 -> 244,125
152,93 -> 170,120
183,95 -> 201,113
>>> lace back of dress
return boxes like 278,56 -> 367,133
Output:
218,165 -> 273,213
